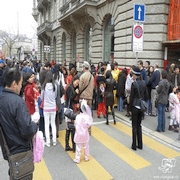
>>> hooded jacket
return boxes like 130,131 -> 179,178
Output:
41,83 -> 57,113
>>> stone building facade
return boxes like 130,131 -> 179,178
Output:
32,0 -> 180,68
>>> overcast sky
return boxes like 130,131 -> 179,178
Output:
1,0 -> 37,38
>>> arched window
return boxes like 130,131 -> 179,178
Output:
62,33 -> 66,60
104,15 -> 114,62
72,31 -> 77,61
85,24 -> 92,62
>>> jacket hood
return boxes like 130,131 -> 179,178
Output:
45,83 -> 53,90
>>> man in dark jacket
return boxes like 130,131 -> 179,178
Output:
147,63 -> 160,116
0,68 -> 38,179
170,65 -> 180,90
129,66 -> 148,151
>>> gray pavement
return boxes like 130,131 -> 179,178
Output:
113,109 -> 180,150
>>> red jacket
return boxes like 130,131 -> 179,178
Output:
24,83 -> 35,115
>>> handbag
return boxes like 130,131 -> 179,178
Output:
64,108 -> 77,120
135,81 -> 147,112
155,98 -> 158,108
68,121 -> 75,129
33,130 -> 44,163
0,126 -> 34,179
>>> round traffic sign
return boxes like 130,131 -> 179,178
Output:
134,25 -> 143,38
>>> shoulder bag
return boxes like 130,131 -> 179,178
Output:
135,81 -> 147,112
64,99 -> 76,129
0,126 -> 34,180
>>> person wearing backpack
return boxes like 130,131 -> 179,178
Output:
129,66 -> 148,151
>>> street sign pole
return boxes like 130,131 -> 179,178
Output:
133,4 -> 145,64
136,52 -> 138,64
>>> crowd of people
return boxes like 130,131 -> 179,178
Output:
0,57 -> 180,178
0,58 -> 180,135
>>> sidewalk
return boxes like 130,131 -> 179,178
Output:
115,110 -> 180,150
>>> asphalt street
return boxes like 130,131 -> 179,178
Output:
0,110 -> 180,180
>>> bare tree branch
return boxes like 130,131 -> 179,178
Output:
0,30 -> 18,56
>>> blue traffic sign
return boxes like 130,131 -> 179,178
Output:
134,4 -> 145,22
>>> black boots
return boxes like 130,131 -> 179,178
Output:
65,129 -> 76,152
106,119 -> 109,125
105,108 -> 116,125
106,109 -> 109,125
112,113 -> 116,125
70,129 -> 76,152
65,129 -> 73,151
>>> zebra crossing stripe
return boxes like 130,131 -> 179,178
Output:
58,130 -> 113,180
112,122 -> 180,158
92,126 -> 151,170
33,159 -> 52,180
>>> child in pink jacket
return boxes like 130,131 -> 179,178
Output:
73,99 -> 93,164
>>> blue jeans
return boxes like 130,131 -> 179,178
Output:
157,103 -> 166,131
61,103 -> 64,120
146,99 -> 152,114
118,97 -> 124,112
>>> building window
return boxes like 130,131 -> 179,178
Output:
72,31 -> 76,61
85,24 -> 92,62
104,15 -> 114,62
53,0 -> 57,21
62,33 -> 66,60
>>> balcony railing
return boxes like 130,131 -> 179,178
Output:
37,20 -> 52,36
59,0 -> 99,18
32,8 -> 39,22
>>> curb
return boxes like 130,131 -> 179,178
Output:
115,113 -> 180,150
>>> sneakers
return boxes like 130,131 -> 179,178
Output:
45,142 -> 57,147
45,142 -> 50,147
73,158 -> 80,164
85,158 -> 89,162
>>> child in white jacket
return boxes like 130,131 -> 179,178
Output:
168,87 -> 180,132
73,99 -> 93,164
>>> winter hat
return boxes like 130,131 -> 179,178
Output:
82,61 -> 90,70
131,66 -> 141,75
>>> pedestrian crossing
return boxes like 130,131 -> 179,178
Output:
33,121 -> 180,180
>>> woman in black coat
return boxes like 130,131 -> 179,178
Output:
65,75 -> 80,152
105,70 -> 116,125
116,68 -> 127,112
